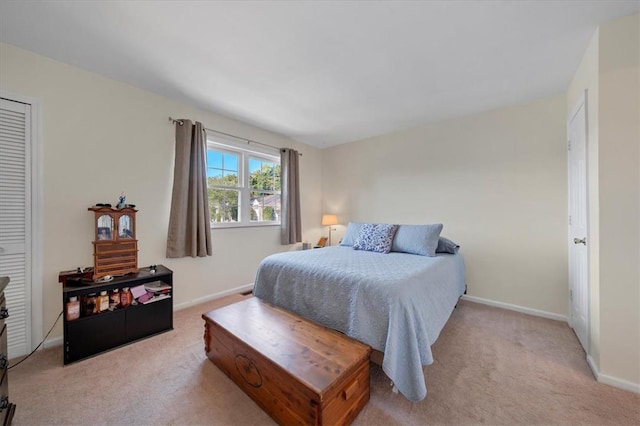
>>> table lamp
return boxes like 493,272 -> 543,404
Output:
321,214 -> 338,246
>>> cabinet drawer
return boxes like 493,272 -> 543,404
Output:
0,368 -> 7,403
95,257 -> 137,269
0,324 -> 7,373
0,324 -> 6,356
95,253 -> 136,265
0,292 -> 6,331
94,241 -> 137,254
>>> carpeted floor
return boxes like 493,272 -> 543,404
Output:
10,294 -> 640,425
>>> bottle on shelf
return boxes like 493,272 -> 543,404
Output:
83,293 -> 97,317
120,287 -> 132,308
65,296 -> 80,321
97,291 -> 109,313
109,289 -> 120,310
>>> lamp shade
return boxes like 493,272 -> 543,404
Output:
321,214 -> 338,226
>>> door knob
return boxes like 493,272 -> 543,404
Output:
573,237 -> 587,245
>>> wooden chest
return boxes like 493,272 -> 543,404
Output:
202,297 -> 371,425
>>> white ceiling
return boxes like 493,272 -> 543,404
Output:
1,1 -> 638,148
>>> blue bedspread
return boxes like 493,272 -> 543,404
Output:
253,245 -> 466,401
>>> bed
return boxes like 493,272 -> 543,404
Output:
253,238 -> 466,402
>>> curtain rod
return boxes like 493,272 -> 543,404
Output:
168,117 -> 302,156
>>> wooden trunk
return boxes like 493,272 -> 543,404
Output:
202,297 -> 371,426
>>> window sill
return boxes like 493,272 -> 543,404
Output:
211,222 -> 280,230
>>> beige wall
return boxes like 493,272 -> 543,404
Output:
322,94 -> 568,316
567,13 -> 640,388
0,43 -> 323,343
597,14 -> 640,386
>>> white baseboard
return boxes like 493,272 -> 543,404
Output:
587,354 -> 640,394
461,295 -> 568,322
42,284 -> 254,350
599,373 -> 640,394
586,354 -> 599,380
173,283 -> 254,311
44,335 -> 62,349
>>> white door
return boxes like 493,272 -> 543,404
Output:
0,98 -> 32,359
567,92 -> 589,352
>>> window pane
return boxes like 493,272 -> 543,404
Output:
224,153 -> 238,171
207,150 -> 222,169
250,192 -> 280,222
222,171 -> 238,186
249,158 -> 280,191
207,149 -> 239,188
207,169 -> 223,184
208,172 -> 238,187
249,158 -> 261,174
208,188 -> 239,223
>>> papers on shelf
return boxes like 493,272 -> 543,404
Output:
142,293 -> 172,304
130,284 -> 147,299
144,281 -> 171,292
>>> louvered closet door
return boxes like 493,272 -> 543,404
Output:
0,98 -> 32,359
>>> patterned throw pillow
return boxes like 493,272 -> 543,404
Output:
353,223 -> 399,254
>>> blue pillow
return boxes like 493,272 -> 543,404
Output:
436,236 -> 460,254
340,222 -> 364,247
353,223 -> 399,254
391,224 -> 443,257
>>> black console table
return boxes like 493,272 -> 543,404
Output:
62,265 -> 173,365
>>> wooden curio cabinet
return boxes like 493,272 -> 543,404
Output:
88,206 -> 138,279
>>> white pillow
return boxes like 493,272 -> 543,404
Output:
391,224 -> 443,257
340,222 -> 364,247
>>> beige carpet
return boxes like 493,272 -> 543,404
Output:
10,294 -> 640,425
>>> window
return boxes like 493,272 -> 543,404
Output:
207,138 -> 281,227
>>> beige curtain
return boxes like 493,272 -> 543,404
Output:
280,148 -> 302,244
166,120 -> 212,258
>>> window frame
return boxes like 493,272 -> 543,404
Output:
206,136 -> 281,229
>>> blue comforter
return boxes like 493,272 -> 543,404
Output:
253,245 -> 466,401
